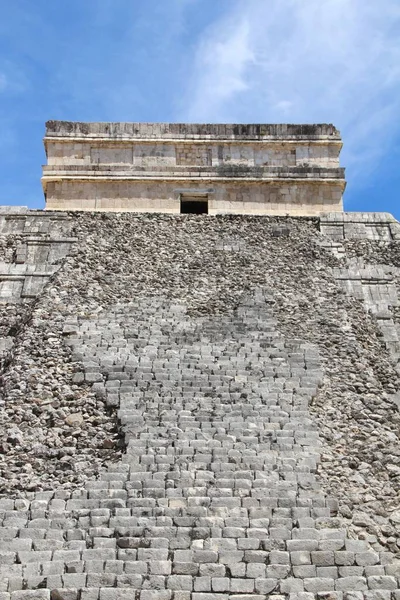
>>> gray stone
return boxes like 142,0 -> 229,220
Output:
0,209 -> 399,600
367,576 -> 398,590
11,594 -> 50,600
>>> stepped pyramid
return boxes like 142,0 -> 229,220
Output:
0,123 -> 398,599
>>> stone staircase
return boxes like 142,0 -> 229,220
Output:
1,293 -> 398,599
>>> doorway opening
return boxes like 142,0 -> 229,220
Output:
180,196 -> 208,214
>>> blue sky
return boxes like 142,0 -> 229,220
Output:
0,0 -> 399,217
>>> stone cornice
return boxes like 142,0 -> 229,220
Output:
45,121 -> 342,141
42,165 -> 345,178
42,173 -> 347,194
44,136 -> 343,147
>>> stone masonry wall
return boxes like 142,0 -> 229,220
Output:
45,181 -> 342,216
42,122 -> 345,215
0,210 -> 399,599
46,142 -> 339,169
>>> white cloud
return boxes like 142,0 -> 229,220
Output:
181,0 -> 400,190
189,18 -> 255,114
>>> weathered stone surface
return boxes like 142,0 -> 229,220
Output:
0,208 -> 398,598
42,121 -> 345,215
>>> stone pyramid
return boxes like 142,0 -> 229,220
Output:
0,208 -> 399,600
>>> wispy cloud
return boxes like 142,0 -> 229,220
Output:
181,0 -> 400,189
185,18 -> 255,118
0,0 -> 398,212
0,60 -> 29,95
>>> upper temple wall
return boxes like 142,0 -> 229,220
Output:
44,121 -> 342,169
42,121 -> 346,215
45,140 -> 340,169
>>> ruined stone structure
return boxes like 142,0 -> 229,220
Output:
0,207 -> 399,600
0,123 -> 399,599
42,122 -> 345,215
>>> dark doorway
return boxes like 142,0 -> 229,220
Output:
180,197 -> 208,214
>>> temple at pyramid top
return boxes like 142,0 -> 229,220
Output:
42,121 -> 345,215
